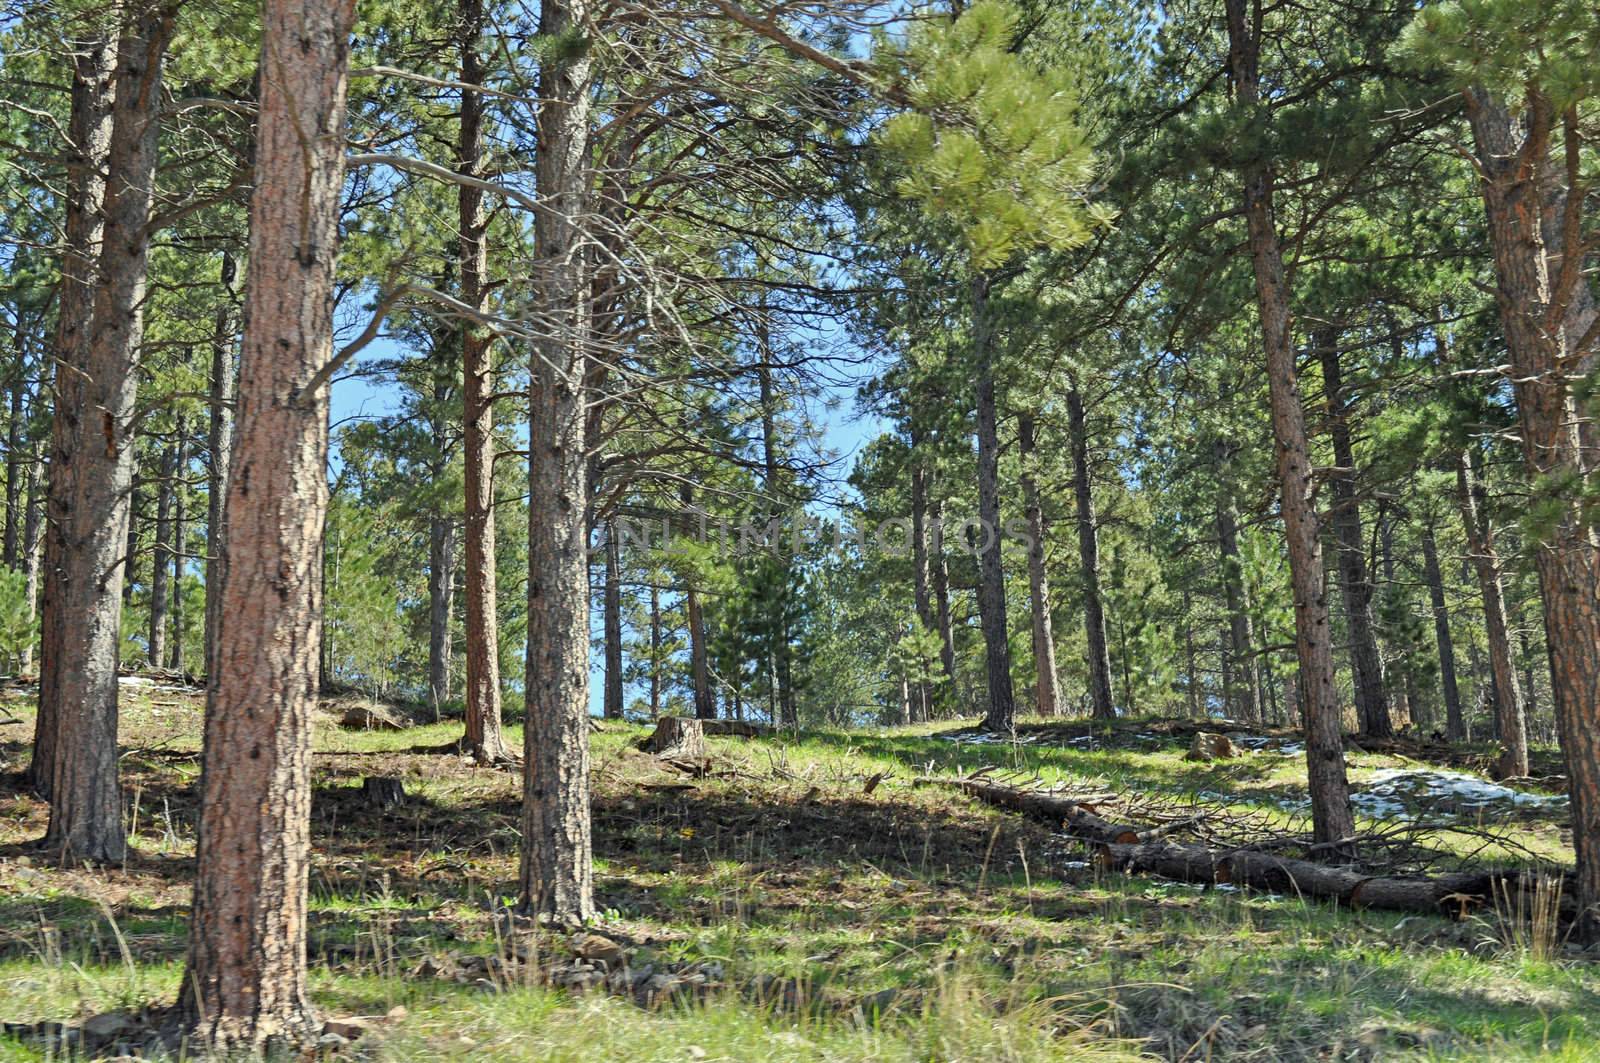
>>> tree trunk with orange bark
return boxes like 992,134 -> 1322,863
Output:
1224,0 -> 1354,847
177,0 -> 357,1048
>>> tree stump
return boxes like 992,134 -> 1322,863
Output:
362,777 -> 407,809
640,717 -> 706,761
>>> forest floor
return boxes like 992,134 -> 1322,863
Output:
0,680 -> 1595,1061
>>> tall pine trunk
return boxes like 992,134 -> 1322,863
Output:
20,441 -> 41,673
458,0 -> 510,762
177,0 -> 355,1046
1420,522 -> 1466,740
1316,331 -> 1390,737
1067,387 -> 1115,720
169,421 -> 187,672
1463,89 -> 1600,936
648,582 -> 661,718
148,440 -> 175,668
427,516 -> 455,716
971,272 -> 1015,732
1017,411 -> 1060,717
4,327 -> 25,569
908,433 -> 940,717
204,252 -> 237,679
1224,0 -> 1354,846
29,21 -> 117,798
1456,448 -> 1528,777
603,524 -> 624,720
43,5 -> 173,861
521,0 -> 596,925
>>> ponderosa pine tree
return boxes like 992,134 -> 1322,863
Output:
1404,0 -> 1600,935
1067,384 -> 1116,720
457,0 -> 512,763
520,0 -> 597,925
1016,410 -> 1060,717
178,0 -> 357,1046
28,17 -> 116,799
42,1 -> 175,861
1222,0 -> 1355,846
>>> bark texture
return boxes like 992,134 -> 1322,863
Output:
1068,387 -> 1115,720
28,22 -> 116,797
177,0 -> 356,1047
520,0 -> 596,925
43,6 -> 174,861
1224,0 -> 1354,846
1464,88 -> 1600,938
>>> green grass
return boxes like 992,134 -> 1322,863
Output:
0,690 -> 1594,1060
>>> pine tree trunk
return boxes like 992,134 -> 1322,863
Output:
1420,522 -> 1466,741
1456,448 -> 1529,777
20,442 -> 42,673
169,421 -> 187,673
177,0 -> 355,1046
909,437 -> 940,717
648,582 -> 661,718
520,0 -> 596,925
148,441 -> 175,668
1225,0 -> 1354,847
457,0 -> 510,764
1068,387 -> 1116,720
680,484 -> 716,722
205,252 -> 237,680
43,6 -> 174,861
4,329 -> 24,569
29,22 -> 117,798
1017,412 -> 1060,717
971,273 -> 1015,732
1214,440 -> 1261,723
603,524 -> 624,720
1464,88 -> 1600,938
427,516 -> 454,716
1315,331 -> 1391,737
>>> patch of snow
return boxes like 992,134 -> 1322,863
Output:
939,730 -> 1042,745
1349,769 -> 1566,821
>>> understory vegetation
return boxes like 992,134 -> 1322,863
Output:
1,683 -> 1594,1061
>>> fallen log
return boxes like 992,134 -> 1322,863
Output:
925,774 -> 1576,921
914,777 -> 1143,842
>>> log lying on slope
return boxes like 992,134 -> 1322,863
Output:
915,776 -> 1143,842
1101,842 -> 1573,917
919,775 -> 1575,921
